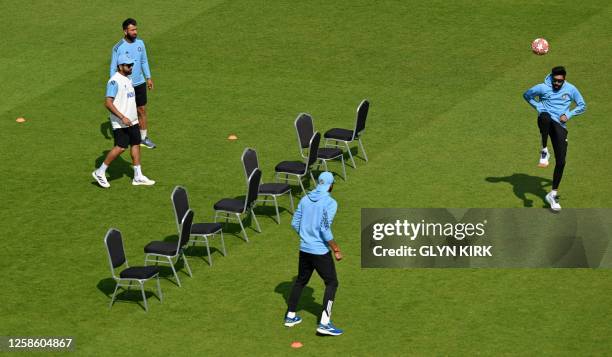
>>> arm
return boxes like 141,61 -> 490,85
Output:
523,84 -> 544,112
105,98 -> 132,126
328,239 -> 342,261
141,42 -> 153,89
291,201 -> 303,233
110,48 -> 118,78
321,199 -> 338,243
565,87 -> 586,120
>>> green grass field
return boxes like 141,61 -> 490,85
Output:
1,0 -> 612,355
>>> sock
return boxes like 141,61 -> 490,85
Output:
286,311 -> 296,319
140,129 -> 147,140
320,300 -> 333,325
542,147 -> 548,153
134,165 -> 143,178
551,190 -> 558,197
97,163 -> 108,174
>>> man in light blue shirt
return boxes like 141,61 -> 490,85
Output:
110,18 -> 156,149
284,172 -> 344,336
523,66 -> 586,211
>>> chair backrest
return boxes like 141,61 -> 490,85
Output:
295,113 -> 314,158
104,228 -> 126,277
353,99 -> 370,139
178,209 -> 194,249
241,147 -> 259,180
171,186 -> 190,235
306,132 -> 321,169
244,168 -> 262,211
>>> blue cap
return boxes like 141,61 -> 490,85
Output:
316,171 -> 334,192
117,54 -> 134,65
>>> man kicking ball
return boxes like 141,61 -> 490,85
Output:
523,66 -> 586,211
284,172 -> 343,336
92,54 -> 155,188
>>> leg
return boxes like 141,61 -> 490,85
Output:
103,146 -> 126,166
130,144 -> 141,166
219,230 -> 227,256
358,137 -> 368,162
137,106 -> 148,131
273,195 -> 281,224
537,112 -> 552,149
156,275 -> 163,302
550,123 -> 568,190
236,213 -> 249,242
109,282 -> 119,309
313,253 -> 338,324
345,141 -> 356,168
287,251 -> 315,313
181,251 -> 193,277
139,281 -> 148,312
204,237 -> 213,266
251,208 -> 262,232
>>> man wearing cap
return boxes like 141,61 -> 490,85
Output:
92,54 -> 155,188
284,172 -> 344,336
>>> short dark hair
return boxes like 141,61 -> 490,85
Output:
122,18 -> 137,30
551,66 -> 566,77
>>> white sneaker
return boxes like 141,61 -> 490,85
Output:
132,175 -> 156,186
538,150 -> 550,168
92,170 -> 110,188
545,192 -> 561,211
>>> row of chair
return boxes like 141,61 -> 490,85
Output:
103,99 -> 370,311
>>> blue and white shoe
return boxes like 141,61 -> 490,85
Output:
538,149 -> 550,168
316,322 -> 343,336
284,315 -> 302,327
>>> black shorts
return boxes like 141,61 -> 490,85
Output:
134,83 -> 147,107
113,124 -> 141,148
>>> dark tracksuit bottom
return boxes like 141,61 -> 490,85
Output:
538,112 -> 568,190
287,251 -> 338,320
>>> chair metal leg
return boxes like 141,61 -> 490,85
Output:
220,231 -> 227,256
168,256 -> 181,287
340,155 -> 347,180
139,281 -> 148,312
289,190 -> 295,212
156,275 -> 163,302
310,171 -> 316,185
109,283 -> 119,309
358,137 -> 368,162
181,251 -> 193,277
236,213 -> 249,242
345,141 -> 356,168
251,209 -> 262,232
323,160 -> 329,171
298,176 -> 306,195
204,238 -> 212,266
273,195 -> 280,224
127,281 -> 133,290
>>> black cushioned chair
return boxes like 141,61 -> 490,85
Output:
144,210 -> 194,287
171,186 -> 225,267
324,99 -> 370,168
274,132 -> 321,195
242,148 -> 294,224
213,169 -> 262,242
295,113 -> 346,180
104,228 -> 162,312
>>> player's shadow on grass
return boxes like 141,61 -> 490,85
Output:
100,121 -> 112,140
275,279 -> 321,319
93,150 -> 133,186
486,174 -> 553,207
97,278 -> 161,311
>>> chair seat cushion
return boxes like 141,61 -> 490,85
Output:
144,241 -> 178,256
259,183 -> 291,195
275,161 -> 306,174
324,128 -> 354,141
120,266 -> 159,279
317,147 -> 343,159
214,198 -> 245,213
191,222 -> 222,235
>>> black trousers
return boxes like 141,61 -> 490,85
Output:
538,112 -> 568,190
287,251 -> 338,317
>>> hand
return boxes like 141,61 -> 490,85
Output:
147,78 -> 154,90
121,116 -> 132,126
560,114 -> 568,123
333,251 -> 343,261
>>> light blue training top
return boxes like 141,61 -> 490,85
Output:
291,186 -> 338,255
110,38 -> 151,86
523,74 -> 586,128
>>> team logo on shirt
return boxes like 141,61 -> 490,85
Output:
110,80 -> 116,86
562,94 -> 569,100
138,47 -> 142,52
127,91 -> 135,98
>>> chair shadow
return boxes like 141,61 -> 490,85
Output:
163,234 -> 223,265
97,277 -> 160,311
100,121 -> 113,140
485,173 -> 553,207
275,279 -> 321,319
92,150 -> 133,186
